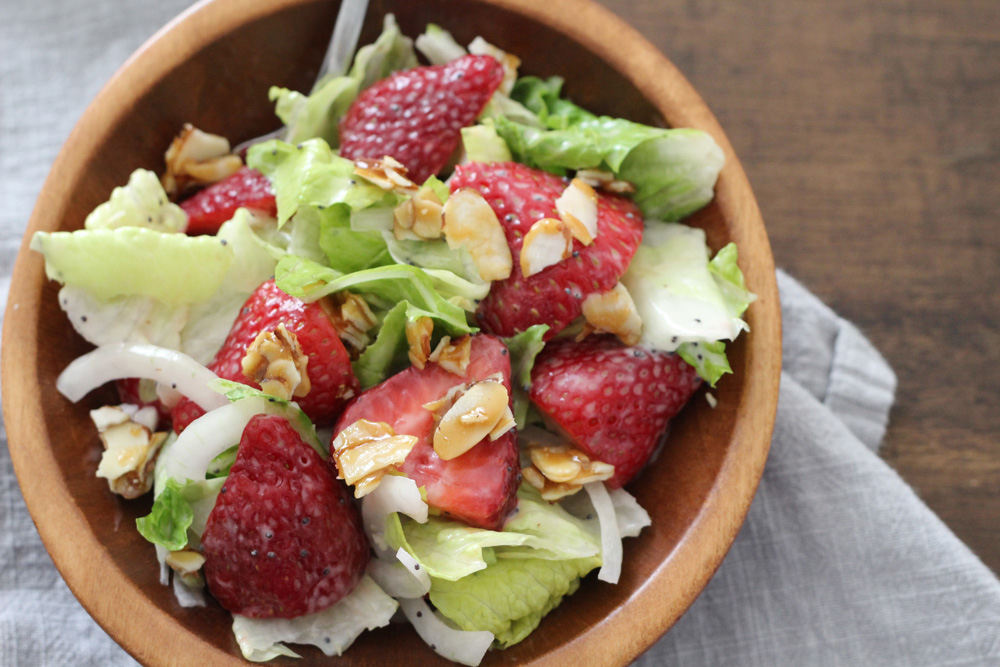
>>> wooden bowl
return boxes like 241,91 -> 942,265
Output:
1,0 -> 781,664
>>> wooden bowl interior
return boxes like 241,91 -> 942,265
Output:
3,0 -> 780,665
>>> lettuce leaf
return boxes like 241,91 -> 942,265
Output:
502,325 -> 548,428
271,14 -> 417,147
30,227 -> 232,307
492,76 -> 725,221
136,478 -> 195,550
84,168 -> 187,233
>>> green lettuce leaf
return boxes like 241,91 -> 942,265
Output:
83,168 -> 187,233
492,76 -> 725,221
502,325 -> 548,428
460,121 -> 513,164
271,14 -> 417,146
620,221 -> 752,385
136,478 -> 196,550
30,227 -> 233,307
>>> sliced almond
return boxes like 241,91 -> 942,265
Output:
432,380 -> 511,460
579,282 -> 643,346
354,156 -> 418,195
575,168 -> 636,195
520,217 -> 574,277
241,323 -> 310,401
331,420 -> 418,497
524,440 -> 615,501
468,36 -> 521,95
442,188 -> 513,282
162,123 -> 242,196
393,186 -> 445,241
165,549 -> 206,577
406,316 -> 435,370
427,334 -> 473,376
321,292 -> 378,354
556,178 -> 599,245
90,406 -> 167,499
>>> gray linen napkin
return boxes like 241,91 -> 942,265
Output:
2,1 -> 999,665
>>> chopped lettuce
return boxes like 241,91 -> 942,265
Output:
620,221 -> 752,385
460,121 -> 512,163
30,227 -> 232,306
136,478 -> 195,550
414,23 -> 467,65
84,168 -> 187,233
491,76 -> 725,221
271,14 -> 418,147
502,325 -> 548,428
232,575 -> 398,661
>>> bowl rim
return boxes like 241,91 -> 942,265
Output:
1,0 -> 781,664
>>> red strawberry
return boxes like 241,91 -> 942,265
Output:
179,166 -> 277,235
449,162 -> 643,340
529,335 -> 701,487
334,335 -> 519,530
171,280 -> 358,433
201,414 -> 369,618
338,55 -> 505,184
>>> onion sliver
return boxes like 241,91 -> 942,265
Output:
398,597 -> 493,667
584,481 -> 623,584
366,558 -> 429,599
362,475 -> 428,558
57,342 -> 226,412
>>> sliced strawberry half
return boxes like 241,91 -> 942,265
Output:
338,54 -> 505,184
449,162 -> 644,339
171,280 -> 358,433
333,334 -> 519,530
179,166 -> 276,235
529,334 -> 702,487
201,414 -> 369,618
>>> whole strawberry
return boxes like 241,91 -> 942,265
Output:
529,335 -> 702,487
449,162 -> 643,340
171,280 -> 358,433
201,414 -> 369,618
338,54 -> 504,184
334,334 -> 519,530
179,166 -> 277,235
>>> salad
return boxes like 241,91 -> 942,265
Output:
30,15 -> 751,666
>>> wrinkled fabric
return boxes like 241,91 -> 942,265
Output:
2,1 -> 998,665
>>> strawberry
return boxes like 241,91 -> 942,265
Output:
449,162 -> 643,339
529,334 -> 701,487
334,335 -> 519,530
201,414 -> 369,618
179,166 -> 276,235
171,280 -> 358,433
338,55 -> 505,184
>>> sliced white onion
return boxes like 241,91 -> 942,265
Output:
398,597 -> 494,667
609,487 -> 652,538
159,397 -> 271,484
172,575 -> 207,608
366,558 -> 430,599
584,481 -> 623,584
361,475 -> 428,558
57,342 -> 226,412
395,547 -> 431,590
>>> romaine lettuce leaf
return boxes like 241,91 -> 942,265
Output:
502,325 -> 548,428
271,14 -> 418,147
136,478 -> 195,550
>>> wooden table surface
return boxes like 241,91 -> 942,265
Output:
597,0 -> 1000,572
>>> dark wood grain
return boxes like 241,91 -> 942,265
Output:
598,0 -> 1000,571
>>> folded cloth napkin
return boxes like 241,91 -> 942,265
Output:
1,1 -> 999,665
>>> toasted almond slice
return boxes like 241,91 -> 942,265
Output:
320,292 -> 378,355
241,323 -> 310,400
166,549 -> 206,577
162,124 -> 240,196
406,316 -> 435,370
523,437 -> 615,500
393,186 -> 444,241
488,405 -> 516,441
556,178 -> 599,245
520,217 -> 574,277
443,188 -> 513,282
354,156 -> 418,194
428,334 -> 472,376
331,420 -> 418,497
433,380 -> 510,460
579,282 -> 643,346
575,168 -> 636,194
91,406 -> 167,499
